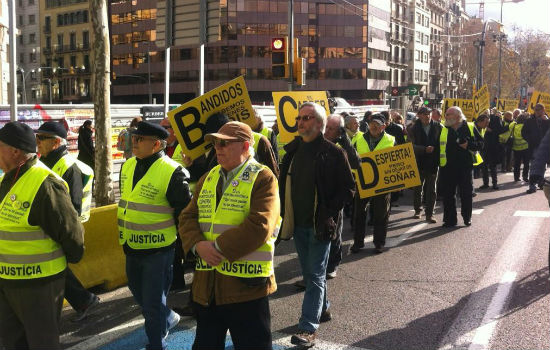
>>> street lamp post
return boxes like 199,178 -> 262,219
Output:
17,68 -> 36,104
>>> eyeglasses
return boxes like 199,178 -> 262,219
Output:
213,139 -> 239,148
295,115 -> 316,122
161,125 -> 172,130
36,135 -> 56,141
132,135 -> 158,143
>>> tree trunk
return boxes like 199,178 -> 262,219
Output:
90,0 -> 114,206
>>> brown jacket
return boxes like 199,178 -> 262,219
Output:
179,162 -> 280,306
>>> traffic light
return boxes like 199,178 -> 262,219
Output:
271,37 -> 288,79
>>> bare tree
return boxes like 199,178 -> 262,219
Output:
91,0 -> 114,206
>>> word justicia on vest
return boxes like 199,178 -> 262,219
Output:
128,233 -> 166,244
219,261 -> 264,275
0,265 -> 43,277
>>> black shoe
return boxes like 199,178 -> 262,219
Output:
479,184 -> 490,190
320,309 -> 332,323
374,246 -> 386,254
472,192 -> 477,197
492,184 -> 499,190
442,222 -> 457,228
172,305 -> 196,318
326,270 -> 337,279
350,244 -> 364,253
514,179 -> 520,182
293,279 -> 306,290
291,331 -> 316,347
526,188 -> 537,194
464,220 -> 471,226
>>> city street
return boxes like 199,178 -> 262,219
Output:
59,173 -> 550,350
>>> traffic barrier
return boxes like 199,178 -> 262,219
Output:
69,204 -> 127,290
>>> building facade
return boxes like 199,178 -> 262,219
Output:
427,0 -> 446,100
0,1 -> 10,105
40,0 -> 93,103
17,0 -> 41,104
408,0 -> 430,94
110,0 -> 381,105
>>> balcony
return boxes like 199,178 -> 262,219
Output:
43,47 -> 52,55
53,43 -> 91,54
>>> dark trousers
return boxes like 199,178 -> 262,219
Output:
171,235 -> 186,291
193,296 -> 272,350
65,267 -> 94,312
413,170 -> 438,217
353,192 -> 391,248
481,160 -> 498,186
126,249 -> 175,350
441,166 -> 473,225
0,276 -> 65,350
327,210 -> 343,274
514,149 -> 530,181
503,144 -> 513,171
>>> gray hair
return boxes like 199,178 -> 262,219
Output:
328,113 -> 345,128
299,102 -> 327,133
447,106 -> 466,121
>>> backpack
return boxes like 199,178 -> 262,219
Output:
117,128 -> 131,153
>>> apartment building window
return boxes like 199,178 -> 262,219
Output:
18,15 -> 23,26
423,52 -> 428,63
83,31 -> 89,48
70,55 -> 76,68
70,33 -> 76,50
18,0 -> 23,7
401,70 -> 406,83
29,0 -> 35,4
19,53 -> 24,64
30,52 -> 36,63
46,36 -> 51,49
414,69 -> 420,81
416,32 -> 421,43
416,12 -> 421,24
29,33 -> 35,44
19,35 -> 23,45
83,55 -> 89,70
28,15 -> 35,24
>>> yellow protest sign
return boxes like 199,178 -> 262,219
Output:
443,98 -> 475,121
168,76 -> 254,160
353,143 -> 421,199
473,84 -> 490,117
272,91 -> 330,143
527,91 -> 550,114
496,98 -> 519,112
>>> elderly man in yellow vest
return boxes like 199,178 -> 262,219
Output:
179,121 -> 280,350
34,121 -> 99,322
118,121 -> 192,350
351,113 -> 396,254
0,121 -> 84,350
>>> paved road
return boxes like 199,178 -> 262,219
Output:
61,172 -> 550,350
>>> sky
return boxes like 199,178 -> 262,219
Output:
464,0 -> 550,35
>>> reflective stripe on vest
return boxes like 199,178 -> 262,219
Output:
355,132 -> 395,155
512,123 -> 528,151
440,124 -> 483,167
52,154 -> 94,223
117,156 -> 178,249
0,161 -> 67,280
196,158 -> 277,278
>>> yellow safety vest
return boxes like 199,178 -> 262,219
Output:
499,120 -> 513,144
253,132 -> 262,154
355,132 -> 395,154
118,156 -> 178,249
439,124 -> 483,167
196,158 -> 277,278
52,154 -> 94,223
170,144 -> 196,193
260,127 -> 272,141
0,161 -> 68,280
511,122 -> 528,151
276,133 -> 286,163
351,131 -> 364,147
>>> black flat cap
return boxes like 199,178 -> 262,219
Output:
0,122 -> 37,153
369,113 -> 386,125
35,121 -> 67,139
131,121 -> 169,139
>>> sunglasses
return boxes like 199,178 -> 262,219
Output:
36,135 -> 56,141
161,125 -> 172,130
213,139 -> 239,147
295,115 -> 316,122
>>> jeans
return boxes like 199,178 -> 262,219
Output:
65,268 -> 94,312
293,226 -> 330,333
326,210 -> 343,274
126,248 -> 175,350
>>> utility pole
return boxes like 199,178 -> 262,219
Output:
497,0 -> 503,99
164,0 -> 173,116
199,0 -> 206,96
478,21 -> 489,88
147,49 -> 152,104
91,0 -> 114,206
8,0 -> 17,121
287,0 -> 294,91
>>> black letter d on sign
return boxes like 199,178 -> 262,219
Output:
356,157 -> 378,190
173,106 -> 204,150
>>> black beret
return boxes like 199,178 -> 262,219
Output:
131,121 -> 169,139
0,122 -> 37,153
35,121 -> 68,139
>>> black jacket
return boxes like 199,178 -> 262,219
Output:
522,114 -> 550,154
385,122 -> 406,145
40,146 -> 83,215
444,120 -> 483,169
77,126 -> 95,169
409,120 -> 442,174
280,134 -> 355,241
482,114 -> 507,162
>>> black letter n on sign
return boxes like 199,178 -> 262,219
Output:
173,106 -> 204,150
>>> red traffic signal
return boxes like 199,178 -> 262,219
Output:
271,37 -> 286,51
271,37 -> 288,78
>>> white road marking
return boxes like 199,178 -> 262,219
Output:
469,271 -> 517,350
471,209 -> 484,215
66,318 -> 145,350
438,216 -> 543,350
387,222 -> 428,247
513,210 -> 550,217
